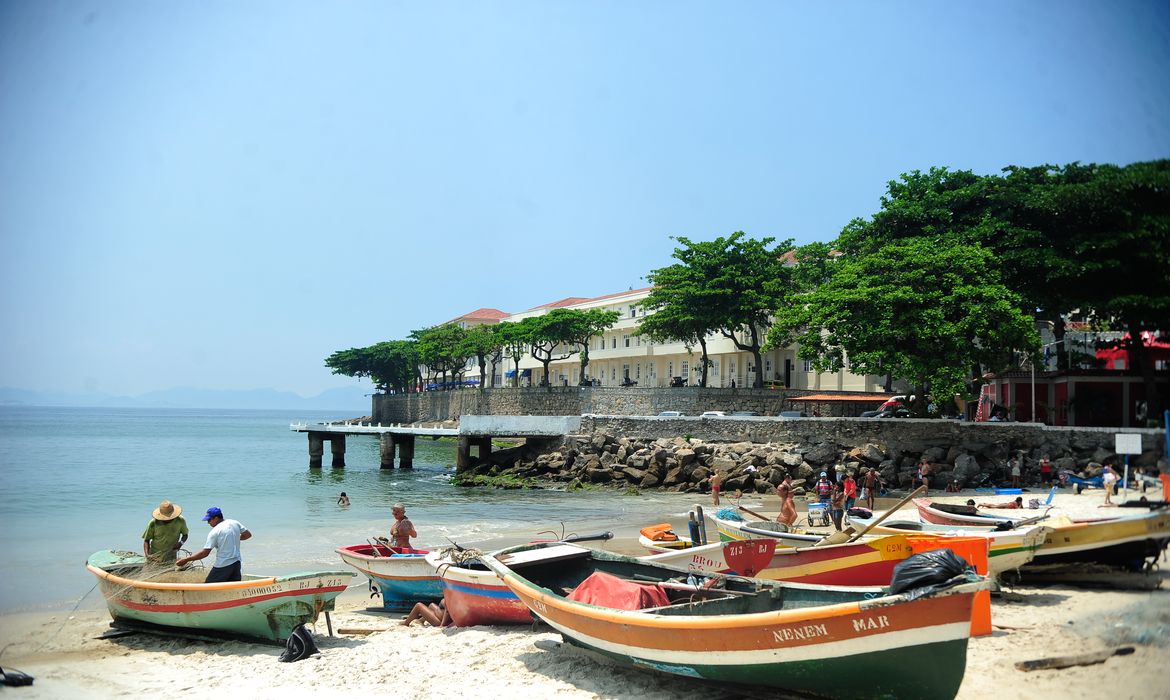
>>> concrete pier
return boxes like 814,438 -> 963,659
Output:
292,417 -> 578,470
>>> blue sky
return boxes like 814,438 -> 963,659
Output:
1,1 -> 1168,397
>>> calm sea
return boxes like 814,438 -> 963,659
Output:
0,406 -> 703,613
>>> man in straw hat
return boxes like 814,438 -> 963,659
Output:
143,500 -> 189,565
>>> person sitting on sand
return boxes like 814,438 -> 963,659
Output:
142,500 -> 188,566
400,601 -> 452,628
390,502 -> 417,549
979,496 -> 1024,509
337,492 -> 350,507
945,479 -> 962,493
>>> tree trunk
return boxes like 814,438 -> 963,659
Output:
1053,316 -> 1068,371
699,337 -> 710,387
478,357 -> 487,391
579,346 -> 590,385
1127,322 -> 1161,422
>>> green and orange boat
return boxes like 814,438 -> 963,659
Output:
483,542 -> 988,699
86,550 -> 353,644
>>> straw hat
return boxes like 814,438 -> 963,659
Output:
153,500 -> 182,521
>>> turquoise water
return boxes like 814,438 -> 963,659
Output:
0,406 -> 702,612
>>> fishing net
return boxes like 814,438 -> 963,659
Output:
714,508 -> 744,521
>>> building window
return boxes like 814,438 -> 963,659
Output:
668,362 -> 674,378
681,361 -> 690,377
803,359 -> 813,372
629,306 -> 637,318
624,335 -> 631,347
635,364 -> 641,380
612,337 -> 617,349
611,367 -> 617,381
765,359 -> 772,375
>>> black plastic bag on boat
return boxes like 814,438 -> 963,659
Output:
889,549 -> 973,598
278,624 -> 319,663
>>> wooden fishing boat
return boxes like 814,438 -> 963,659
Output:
641,534 -> 915,586
1028,509 -> 1170,570
482,542 -> 987,699
336,543 -> 442,610
914,499 -> 1018,528
706,512 -> 824,546
845,513 -> 1048,575
425,549 -> 531,626
637,523 -> 695,553
915,499 -> 1170,570
86,550 -> 352,644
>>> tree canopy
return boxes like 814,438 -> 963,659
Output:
647,232 -> 793,387
546,308 -> 620,384
411,323 -> 469,389
788,238 -> 1039,414
324,340 -> 418,393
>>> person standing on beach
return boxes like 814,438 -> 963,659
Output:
390,503 -> 417,549
830,483 -> 846,531
775,476 -> 797,528
842,473 -> 858,511
1039,455 -> 1053,485
710,471 -> 722,506
916,457 -> 932,494
142,500 -> 188,565
863,469 -> 880,510
176,507 -> 252,583
1102,465 -> 1119,505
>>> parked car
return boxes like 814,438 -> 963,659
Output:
874,407 -> 912,418
859,409 -> 881,418
700,411 -> 727,418
657,411 -> 684,417
778,410 -> 807,418
730,411 -> 760,417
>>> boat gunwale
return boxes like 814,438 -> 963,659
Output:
86,564 -> 351,592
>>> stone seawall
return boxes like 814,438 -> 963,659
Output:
372,386 -> 839,424
461,415 -> 1165,495
578,415 -> 1166,466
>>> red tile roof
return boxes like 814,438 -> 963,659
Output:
447,308 -> 510,323
526,297 -> 592,311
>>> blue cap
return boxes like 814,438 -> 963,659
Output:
202,506 -> 223,521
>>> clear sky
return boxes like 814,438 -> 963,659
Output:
1,1 -> 1168,397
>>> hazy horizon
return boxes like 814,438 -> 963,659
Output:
3,1 -> 1167,397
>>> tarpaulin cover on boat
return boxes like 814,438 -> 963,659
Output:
565,571 -> 670,610
639,524 -> 679,542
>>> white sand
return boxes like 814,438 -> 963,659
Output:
2,490 -> 1168,699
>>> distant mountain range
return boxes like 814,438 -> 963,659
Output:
0,384 -> 374,411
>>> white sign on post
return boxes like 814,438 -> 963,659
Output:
1115,434 -> 1142,503
1115,434 -> 1142,455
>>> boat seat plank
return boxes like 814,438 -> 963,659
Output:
497,544 -> 591,568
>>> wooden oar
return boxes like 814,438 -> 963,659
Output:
737,504 -> 773,521
846,485 -> 926,543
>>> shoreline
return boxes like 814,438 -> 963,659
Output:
1,551 -> 1166,700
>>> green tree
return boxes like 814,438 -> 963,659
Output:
520,313 -> 579,387
545,308 -> 621,385
791,239 -> 1039,415
494,321 -> 529,387
649,233 -> 793,387
411,323 -> 469,390
638,263 -> 722,386
460,324 -> 503,389
324,340 -> 418,393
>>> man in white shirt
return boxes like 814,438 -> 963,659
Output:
176,507 -> 252,582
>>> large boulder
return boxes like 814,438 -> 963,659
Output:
803,443 -> 839,465
586,468 -> 613,483
676,448 -> 697,467
953,454 -> 981,484
621,466 -> 647,482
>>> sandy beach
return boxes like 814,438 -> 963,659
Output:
2,491 -> 1168,699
